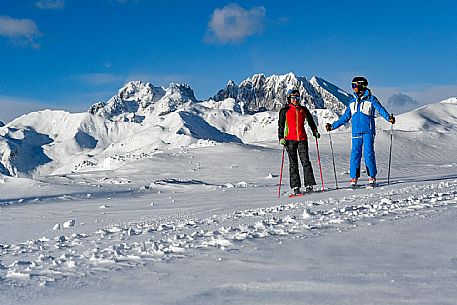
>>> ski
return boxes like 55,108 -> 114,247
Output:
288,193 -> 304,198
345,183 -> 376,190
282,182 -> 380,197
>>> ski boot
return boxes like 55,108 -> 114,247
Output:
367,177 -> 376,188
350,178 -> 358,189
289,187 -> 303,198
304,185 -> 314,194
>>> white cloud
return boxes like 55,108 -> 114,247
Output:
35,0 -> 65,9
206,3 -> 266,44
0,15 -> 42,48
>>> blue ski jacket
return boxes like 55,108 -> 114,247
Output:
331,89 -> 390,135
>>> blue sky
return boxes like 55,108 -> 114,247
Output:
0,0 -> 456,122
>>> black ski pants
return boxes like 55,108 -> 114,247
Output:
285,140 -> 316,189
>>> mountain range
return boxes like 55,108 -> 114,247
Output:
0,73 -> 454,177
211,73 -> 350,114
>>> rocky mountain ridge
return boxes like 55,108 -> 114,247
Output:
212,72 -> 351,114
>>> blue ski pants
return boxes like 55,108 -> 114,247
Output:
350,133 -> 377,179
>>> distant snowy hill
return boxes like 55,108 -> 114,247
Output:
392,97 -> 457,132
212,73 -> 351,114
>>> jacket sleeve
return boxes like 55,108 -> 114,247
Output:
278,107 -> 287,140
371,96 -> 391,121
332,105 -> 352,130
304,106 -> 318,133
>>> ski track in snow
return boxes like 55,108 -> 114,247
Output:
1,180 -> 456,288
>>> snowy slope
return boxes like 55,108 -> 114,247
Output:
1,114 -> 457,305
0,110 -> 143,176
393,97 -> 457,132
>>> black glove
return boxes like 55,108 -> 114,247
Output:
313,130 -> 320,139
389,115 -> 396,124
325,123 -> 332,132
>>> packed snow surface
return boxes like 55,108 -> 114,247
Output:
0,84 -> 456,304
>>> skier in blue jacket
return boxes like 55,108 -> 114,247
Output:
325,76 -> 395,188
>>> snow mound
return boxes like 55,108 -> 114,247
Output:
391,97 -> 457,132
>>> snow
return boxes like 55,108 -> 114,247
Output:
390,97 -> 457,132
0,82 -> 456,304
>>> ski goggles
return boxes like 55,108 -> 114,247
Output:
290,95 -> 300,100
352,82 -> 366,89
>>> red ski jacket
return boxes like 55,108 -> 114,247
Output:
278,103 -> 317,141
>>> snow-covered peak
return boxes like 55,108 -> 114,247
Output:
117,81 -> 165,107
213,72 -> 309,113
163,83 -> 197,103
310,76 -> 351,115
226,80 -> 237,87
212,72 -> 350,113
89,81 -> 196,122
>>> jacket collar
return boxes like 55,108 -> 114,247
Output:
353,89 -> 371,101
288,102 -> 301,108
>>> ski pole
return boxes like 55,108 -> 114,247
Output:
387,123 -> 394,186
315,137 -> 325,192
328,132 -> 339,190
278,146 -> 285,198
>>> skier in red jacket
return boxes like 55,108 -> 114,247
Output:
278,89 -> 320,195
